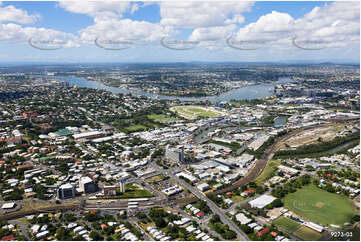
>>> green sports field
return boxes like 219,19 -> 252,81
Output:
171,105 -> 223,119
283,184 -> 356,226
273,216 -> 300,233
293,225 -> 324,241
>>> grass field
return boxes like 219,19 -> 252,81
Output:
124,124 -> 147,132
230,195 -> 246,203
138,221 -> 155,231
283,184 -> 355,226
253,159 -> 281,185
104,184 -> 154,199
20,200 -> 79,212
273,216 -> 301,233
147,114 -> 179,123
293,225 -> 324,241
117,189 -> 153,198
171,105 -> 224,119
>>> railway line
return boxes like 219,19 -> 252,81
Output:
175,119 -> 358,204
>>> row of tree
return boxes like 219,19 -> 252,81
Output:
271,174 -> 311,198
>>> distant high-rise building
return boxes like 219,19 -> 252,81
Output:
165,147 -> 184,163
57,183 -> 75,199
119,180 -> 125,193
79,176 -> 97,193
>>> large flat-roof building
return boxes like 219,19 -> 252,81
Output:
303,222 -> 324,233
249,195 -> 276,209
1,202 -> 16,209
57,183 -> 75,199
166,147 -> 184,163
73,131 -> 105,140
79,176 -> 97,193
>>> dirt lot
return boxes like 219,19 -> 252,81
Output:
279,123 -> 348,149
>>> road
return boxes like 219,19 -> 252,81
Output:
9,219 -> 30,240
168,173 -> 250,241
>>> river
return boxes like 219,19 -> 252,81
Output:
55,76 -> 292,102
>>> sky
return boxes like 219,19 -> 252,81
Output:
0,0 -> 359,63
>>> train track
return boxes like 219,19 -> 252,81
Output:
0,204 -> 80,221
175,120 -> 358,204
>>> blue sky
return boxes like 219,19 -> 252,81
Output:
0,1 -> 359,63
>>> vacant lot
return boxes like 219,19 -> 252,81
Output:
280,123 -> 346,149
171,105 -> 224,119
146,174 -> 167,183
273,216 -> 300,233
293,225 -> 324,241
283,184 -> 355,226
253,159 -> 281,185
230,195 -> 246,203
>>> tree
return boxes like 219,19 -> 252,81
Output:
166,224 -> 179,235
55,227 -> 72,241
136,212 -> 147,220
149,208 -> 167,219
89,231 -> 103,241
92,222 -> 101,230
154,218 -> 167,228
351,215 -> 360,223
240,224 -> 253,234
210,214 -> 221,224
64,213 -> 76,222
167,213 -> 180,222
249,182 -> 257,188
223,230 -> 237,240
84,212 -> 100,222
271,198 -> 283,208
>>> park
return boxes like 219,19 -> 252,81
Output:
171,105 -> 225,119
283,184 -> 356,227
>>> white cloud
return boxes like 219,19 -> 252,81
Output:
58,0 -> 136,18
0,22 -> 79,47
225,14 -> 245,25
159,1 -> 254,28
231,1 -> 360,50
0,2 -> 78,47
79,18 -> 174,43
59,0 -> 172,45
0,4 -> 40,24
189,25 -> 237,42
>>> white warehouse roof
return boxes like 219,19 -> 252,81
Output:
249,195 -> 276,209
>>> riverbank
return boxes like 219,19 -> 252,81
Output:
51,75 -> 292,102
